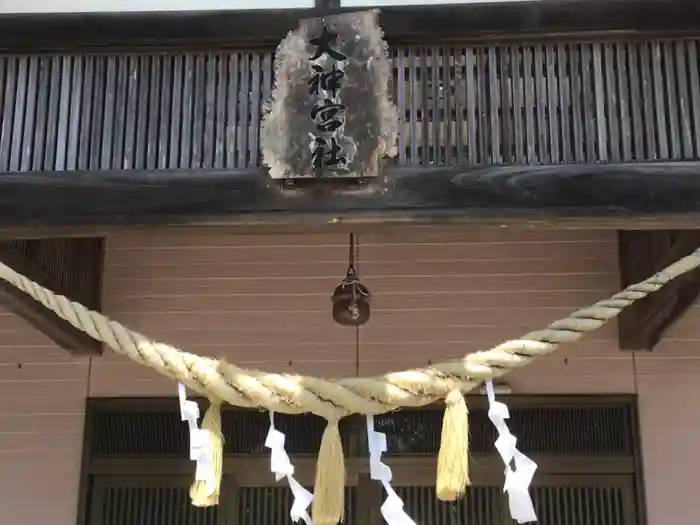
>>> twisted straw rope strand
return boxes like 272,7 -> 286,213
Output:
1,248 -> 698,419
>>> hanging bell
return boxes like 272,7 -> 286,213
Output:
331,274 -> 371,327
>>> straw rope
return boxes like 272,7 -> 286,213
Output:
0,249 -> 699,416
3,246 -> 700,522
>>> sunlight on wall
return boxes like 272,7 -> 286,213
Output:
0,0 -> 313,13
345,0 -> 530,5
0,0 -> 532,13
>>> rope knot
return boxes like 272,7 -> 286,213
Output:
445,389 -> 465,407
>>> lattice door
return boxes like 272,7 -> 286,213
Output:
88,476 -> 357,525
88,476 -> 221,525
397,476 -> 636,525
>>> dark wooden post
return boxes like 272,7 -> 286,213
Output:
618,230 -> 700,351
0,238 -> 104,355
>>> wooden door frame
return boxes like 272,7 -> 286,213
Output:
77,395 -> 646,525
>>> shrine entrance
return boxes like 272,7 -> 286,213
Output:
80,395 -> 643,525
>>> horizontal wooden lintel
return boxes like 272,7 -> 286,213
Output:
2,161 -> 700,228
88,455 -> 635,480
1,0 -> 700,51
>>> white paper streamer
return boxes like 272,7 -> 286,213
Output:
366,415 -> 417,525
265,412 -> 314,525
485,380 -> 538,523
178,383 -> 215,487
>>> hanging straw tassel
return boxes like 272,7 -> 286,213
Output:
312,420 -> 346,525
436,389 -> 470,501
190,401 -> 224,507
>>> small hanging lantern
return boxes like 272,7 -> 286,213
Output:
332,233 -> 371,327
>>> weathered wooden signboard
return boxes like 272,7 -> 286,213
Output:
261,10 -> 398,180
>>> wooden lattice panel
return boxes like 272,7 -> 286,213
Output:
0,38 -> 698,172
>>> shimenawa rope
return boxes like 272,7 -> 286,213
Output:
1,247 -> 699,523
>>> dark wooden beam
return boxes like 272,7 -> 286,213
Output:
0,0 -> 699,52
0,240 -> 103,355
1,162 -> 700,227
618,230 -> 700,351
